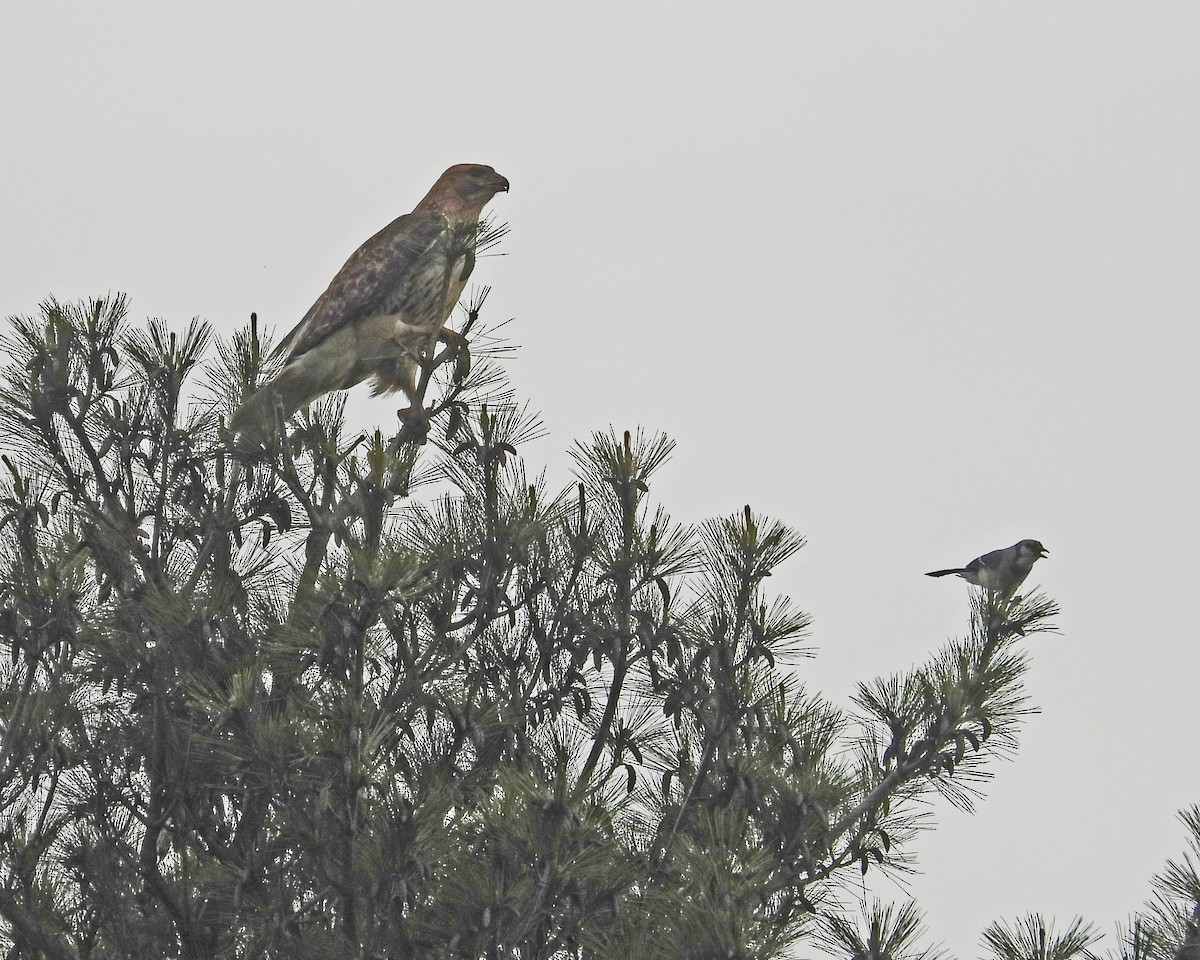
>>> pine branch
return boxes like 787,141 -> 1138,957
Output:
0,886 -> 76,960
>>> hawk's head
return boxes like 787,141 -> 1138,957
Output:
420,164 -> 509,218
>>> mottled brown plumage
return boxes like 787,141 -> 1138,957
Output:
231,163 -> 509,438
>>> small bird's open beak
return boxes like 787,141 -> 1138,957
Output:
1039,547 -> 1050,558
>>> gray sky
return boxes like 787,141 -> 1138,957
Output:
3,3 -> 1198,955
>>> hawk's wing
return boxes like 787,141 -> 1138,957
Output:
272,210 -> 451,362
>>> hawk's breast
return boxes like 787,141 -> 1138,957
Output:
381,223 -> 476,334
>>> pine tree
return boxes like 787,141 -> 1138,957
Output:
8,289 -> 1174,960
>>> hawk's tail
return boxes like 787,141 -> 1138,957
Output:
229,380 -> 289,442
228,362 -> 332,441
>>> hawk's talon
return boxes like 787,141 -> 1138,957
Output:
453,345 -> 472,383
397,405 -> 431,444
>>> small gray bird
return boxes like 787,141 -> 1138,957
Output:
926,539 -> 1048,600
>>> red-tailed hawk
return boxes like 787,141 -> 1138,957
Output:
230,163 -> 509,438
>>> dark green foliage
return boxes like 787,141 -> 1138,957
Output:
1124,807 -> 1200,960
0,294 -> 1071,959
816,899 -> 945,960
982,916 -> 1100,960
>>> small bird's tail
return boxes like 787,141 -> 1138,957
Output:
925,568 -> 967,578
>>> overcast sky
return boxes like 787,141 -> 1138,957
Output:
3,3 -> 1198,956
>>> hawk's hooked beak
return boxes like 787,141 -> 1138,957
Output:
496,174 -> 510,193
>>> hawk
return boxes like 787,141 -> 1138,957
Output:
230,163 -> 510,438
